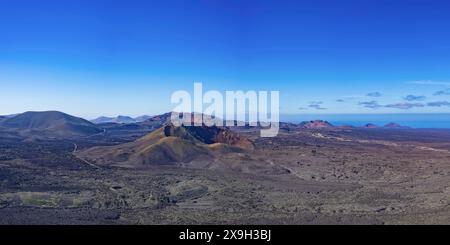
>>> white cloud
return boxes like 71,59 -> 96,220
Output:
409,80 -> 450,86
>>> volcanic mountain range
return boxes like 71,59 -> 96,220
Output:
0,111 -> 410,139
0,110 -> 410,169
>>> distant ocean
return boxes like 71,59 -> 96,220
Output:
280,114 -> 450,129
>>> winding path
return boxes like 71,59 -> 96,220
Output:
72,143 -> 101,169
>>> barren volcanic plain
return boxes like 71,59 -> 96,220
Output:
0,112 -> 449,224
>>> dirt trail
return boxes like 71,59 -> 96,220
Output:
72,143 -> 101,169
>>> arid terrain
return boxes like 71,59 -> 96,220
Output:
0,111 -> 449,224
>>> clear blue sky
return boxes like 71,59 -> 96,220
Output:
1,0 -> 450,118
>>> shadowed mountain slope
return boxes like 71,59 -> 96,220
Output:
0,111 -> 102,137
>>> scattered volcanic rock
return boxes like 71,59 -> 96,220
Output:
300,120 -> 334,129
0,111 -> 102,137
77,123 -> 254,167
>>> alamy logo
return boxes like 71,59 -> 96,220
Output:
170,83 -> 280,137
